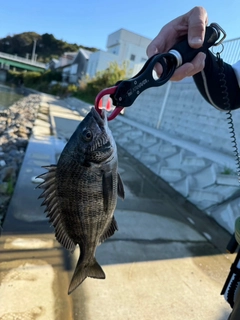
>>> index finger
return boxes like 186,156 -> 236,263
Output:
186,6 -> 208,48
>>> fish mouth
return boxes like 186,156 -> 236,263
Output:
100,140 -> 112,152
90,107 -> 106,127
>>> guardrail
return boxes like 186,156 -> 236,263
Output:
0,52 -> 47,68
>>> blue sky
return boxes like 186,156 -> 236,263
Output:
0,0 -> 239,50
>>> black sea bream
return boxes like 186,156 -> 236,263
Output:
37,107 -> 125,294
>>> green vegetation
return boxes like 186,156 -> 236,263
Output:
0,32 -> 98,63
1,31 -> 129,101
7,69 -> 62,92
6,61 -> 129,101
6,178 -> 14,196
74,61 -> 129,104
221,167 -> 234,175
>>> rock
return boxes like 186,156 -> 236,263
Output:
31,176 -> 44,184
16,138 -> 28,149
0,160 -> 6,167
0,182 -> 8,194
18,125 -> 29,135
25,120 -> 34,130
0,166 -> 16,182
0,94 -> 41,224
0,195 -> 10,208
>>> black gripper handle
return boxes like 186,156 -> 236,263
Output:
170,25 -> 220,66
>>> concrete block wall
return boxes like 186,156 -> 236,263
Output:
111,78 -> 240,234
125,85 -> 166,128
108,116 -> 240,234
66,78 -> 240,234
124,78 -> 240,157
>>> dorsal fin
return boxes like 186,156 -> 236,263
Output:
37,165 -> 76,253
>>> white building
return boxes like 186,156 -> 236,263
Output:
86,28 -> 152,78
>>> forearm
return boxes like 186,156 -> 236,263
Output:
193,51 -> 240,111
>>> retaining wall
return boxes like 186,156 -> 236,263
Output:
67,77 -> 240,234
110,78 -> 240,234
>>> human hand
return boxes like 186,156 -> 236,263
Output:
147,6 -> 208,81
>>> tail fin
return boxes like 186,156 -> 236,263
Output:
68,257 -> 105,294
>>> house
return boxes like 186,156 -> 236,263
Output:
86,28 -> 152,78
48,58 -> 59,70
54,48 -> 92,83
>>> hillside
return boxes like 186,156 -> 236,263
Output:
0,32 -> 98,63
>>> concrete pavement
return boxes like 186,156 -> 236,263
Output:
0,94 -> 236,320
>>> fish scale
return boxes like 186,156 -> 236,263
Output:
37,107 -> 125,294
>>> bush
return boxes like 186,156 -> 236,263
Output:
48,83 -> 68,96
41,70 -> 62,82
6,61 -> 128,103
23,71 -> 42,87
6,70 -> 62,89
67,84 -> 78,94
6,70 -> 24,85
74,61 -> 129,104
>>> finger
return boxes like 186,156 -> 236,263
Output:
187,6 -> 208,48
146,25 -> 177,58
154,63 -> 163,78
171,52 -> 206,81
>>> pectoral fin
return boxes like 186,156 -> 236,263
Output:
117,173 -> 125,199
102,171 -> 113,212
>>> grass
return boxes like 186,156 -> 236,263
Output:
221,167 -> 234,175
73,91 -> 95,104
6,178 -> 15,196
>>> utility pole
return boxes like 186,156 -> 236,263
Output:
31,39 -> 37,62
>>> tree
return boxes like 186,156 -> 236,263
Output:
0,32 -> 98,62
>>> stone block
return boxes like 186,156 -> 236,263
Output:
182,157 -> 206,167
159,167 -> 184,182
192,164 -> 217,188
124,143 -> 141,154
138,133 -> 158,148
216,174 -> 240,186
205,184 -> 240,202
165,150 -> 184,168
188,188 -> 224,204
126,130 -> 143,140
171,176 -> 194,198
159,144 -> 178,158
139,153 -> 159,166
208,203 -> 236,234
115,136 -> 129,145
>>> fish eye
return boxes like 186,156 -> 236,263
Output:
82,129 -> 93,141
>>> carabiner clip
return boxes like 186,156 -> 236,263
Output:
94,86 -> 124,121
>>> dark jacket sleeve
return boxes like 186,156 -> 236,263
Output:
193,50 -> 240,111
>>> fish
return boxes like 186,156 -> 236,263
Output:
37,107 -> 125,294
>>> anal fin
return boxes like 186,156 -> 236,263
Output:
99,216 -> 118,243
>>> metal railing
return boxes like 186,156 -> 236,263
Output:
0,52 -> 47,68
